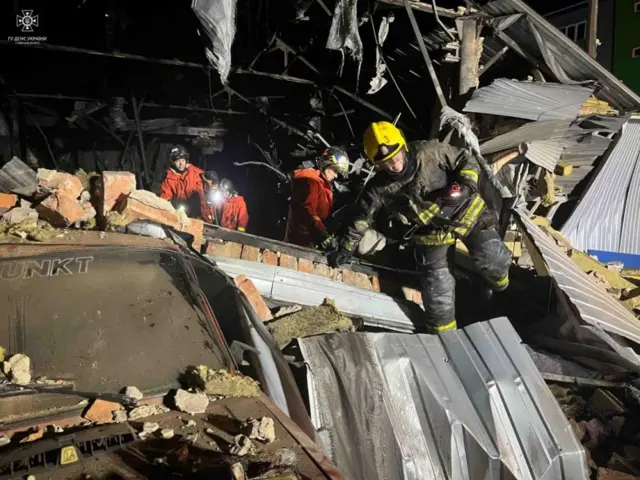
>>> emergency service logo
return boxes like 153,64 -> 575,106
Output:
8,9 -> 47,45
16,10 -> 39,32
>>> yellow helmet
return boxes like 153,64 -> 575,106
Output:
363,121 -> 407,166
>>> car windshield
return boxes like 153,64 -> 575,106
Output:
0,247 -> 232,400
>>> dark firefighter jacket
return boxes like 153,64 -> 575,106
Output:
218,195 -> 249,231
159,164 -> 209,221
285,168 -> 334,248
340,140 -> 484,252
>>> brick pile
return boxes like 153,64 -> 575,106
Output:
204,239 -> 424,306
1,161 -> 204,250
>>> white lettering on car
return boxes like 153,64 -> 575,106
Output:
0,256 -> 94,280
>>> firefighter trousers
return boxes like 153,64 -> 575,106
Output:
414,209 -> 511,332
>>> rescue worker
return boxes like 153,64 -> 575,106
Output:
216,178 -> 249,232
285,146 -> 350,249
329,121 -> 511,333
202,170 -> 220,224
159,145 -> 209,221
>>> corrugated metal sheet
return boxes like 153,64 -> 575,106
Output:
464,79 -> 593,121
479,0 -> 640,111
0,157 -> 37,195
480,119 -> 571,153
207,255 -> 420,332
523,139 -> 565,171
561,118 -> 640,254
299,317 -> 588,480
516,208 -> 640,344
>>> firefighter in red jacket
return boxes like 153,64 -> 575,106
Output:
285,147 -> 350,249
215,178 -> 249,231
159,145 -> 209,221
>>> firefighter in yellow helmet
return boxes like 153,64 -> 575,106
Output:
329,121 -> 511,333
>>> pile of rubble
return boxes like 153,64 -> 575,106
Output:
0,157 -> 204,248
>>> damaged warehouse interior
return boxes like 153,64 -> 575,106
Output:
1,0 -> 640,478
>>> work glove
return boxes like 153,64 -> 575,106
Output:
327,249 -> 352,268
318,234 -> 338,251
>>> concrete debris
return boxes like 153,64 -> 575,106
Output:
83,399 -> 123,424
230,434 -> 256,456
174,388 -> 209,414
3,353 -> 31,385
266,298 -> 355,348
185,419 -> 197,427
0,346 -> 5,362
1,206 -> 37,225
184,433 -> 199,444
0,435 -> 10,447
241,417 -> 275,444
142,422 -> 160,434
20,428 -> 44,443
584,418 -> 611,449
160,428 -> 174,439
102,171 -> 136,214
274,305 -> 303,318
229,462 -> 246,480
128,404 -> 169,420
596,467 -> 639,479
275,448 -> 298,466
184,366 -> 260,398
112,410 -> 128,423
123,386 -> 144,401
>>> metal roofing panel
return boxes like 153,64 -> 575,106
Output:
561,118 -> 640,254
299,317 -> 588,480
516,209 -> 640,344
0,157 -> 37,195
524,139 -> 565,171
464,78 -> 593,121
479,0 -> 640,111
207,255 -> 420,332
480,120 -> 572,154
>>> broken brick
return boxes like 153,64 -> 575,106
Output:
342,269 -> 373,290
36,192 -> 86,227
241,245 -> 260,262
102,171 -> 136,214
313,263 -> 332,278
279,254 -> 297,270
83,399 -> 122,424
37,169 -> 83,199
118,190 -> 180,229
596,467 -> 639,480
205,240 -> 228,257
371,276 -> 381,292
569,418 -> 586,442
262,249 -> 278,266
298,258 -> 313,274
227,242 -> 243,259
0,193 -> 17,209
234,274 -> 273,321
402,287 -> 421,302
181,218 -> 204,250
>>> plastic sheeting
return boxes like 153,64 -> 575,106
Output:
326,0 -> 363,78
367,14 -> 394,95
561,117 -> 640,255
299,317 -> 588,480
192,0 -> 237,84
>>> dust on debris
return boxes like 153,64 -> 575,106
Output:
183,366 -> 260,398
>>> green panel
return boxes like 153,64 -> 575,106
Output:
614,0 -> 640,96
